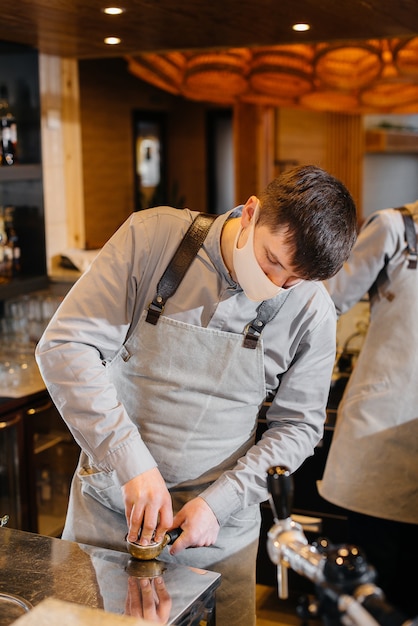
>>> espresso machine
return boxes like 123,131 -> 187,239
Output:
266,466 -> 417,626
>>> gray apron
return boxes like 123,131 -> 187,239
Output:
84,314 -> 266,556
63,315 -> 267,625
62,218 -> 282,624
319,210 -> 418,523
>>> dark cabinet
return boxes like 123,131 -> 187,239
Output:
0,391 -> 79,536
0,401 -> 26,530
26,392 -> 80,536
0,41 -> 48,301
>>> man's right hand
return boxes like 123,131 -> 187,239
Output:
122,467 -> 173,545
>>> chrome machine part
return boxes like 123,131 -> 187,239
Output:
266,466 -> 414,626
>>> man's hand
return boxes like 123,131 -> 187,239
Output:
169,496 -> 220,555
122,467 -> 173,545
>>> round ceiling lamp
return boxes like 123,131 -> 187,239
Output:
314,41 -> 383,90
392,37 -> 418,77
391,100 -> 418,113
125,36 -> 418,114
248,45 -> 314,99
299,89 -> 360,112
240,91 -> 297,108
360,78 -> 418,110
183,49 -> 250,102
126,52 -> 185,95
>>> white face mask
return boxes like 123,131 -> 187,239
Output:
233,203 -> 283,302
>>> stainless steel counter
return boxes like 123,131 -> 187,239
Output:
0,527 -> 220,626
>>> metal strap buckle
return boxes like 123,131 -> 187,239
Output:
145,296 -> 164,325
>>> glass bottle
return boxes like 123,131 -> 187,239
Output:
4,206 -> 21,277
0,85 -> 18,166
0,208 -> 8,278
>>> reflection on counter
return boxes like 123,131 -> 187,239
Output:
0,527 -> 221,626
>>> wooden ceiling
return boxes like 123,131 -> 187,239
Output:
1,0 -> 418,60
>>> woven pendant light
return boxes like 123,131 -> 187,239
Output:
182,49 -> 250,102
360,78 -> 418,110
393,37 -> 418,77
314,41 -> 383,90
299,89 -> 359,112
126,52 -> 185,95
240,91 -> 297,108
248,45 -> 314,99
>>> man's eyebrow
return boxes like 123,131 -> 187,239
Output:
266,245 -> 296,275
265,246 -> 282,265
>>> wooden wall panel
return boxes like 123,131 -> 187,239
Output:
78,59 -> 161,248
233,103 -> 276,203
78,58 -> 211,249
275,107 -> 328,172
325,112 -> 364,220
166,100 -> 208,212
61,58 -> 85,249
273,107 -> 363,221
233,103 -> 259,204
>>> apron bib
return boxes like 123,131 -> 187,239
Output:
108,312 -> 266,489
64,310 -> 268,573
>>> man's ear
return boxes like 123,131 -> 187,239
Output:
241,196 -> 259,227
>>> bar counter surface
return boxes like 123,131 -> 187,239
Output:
0,526 -> 220,626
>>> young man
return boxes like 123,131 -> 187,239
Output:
36,165 -> 357,625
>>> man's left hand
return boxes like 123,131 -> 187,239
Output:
169,496 -> 220,555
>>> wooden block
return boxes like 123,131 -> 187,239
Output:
13,596 -> 155,626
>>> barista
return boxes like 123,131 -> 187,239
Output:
36,165 -> 357,626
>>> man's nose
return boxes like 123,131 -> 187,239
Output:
266,269 -> 285,287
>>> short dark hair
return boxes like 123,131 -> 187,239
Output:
257,165 -> 357,281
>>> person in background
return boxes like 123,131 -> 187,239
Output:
35,165 -> 357,626
319,202 -> 418,619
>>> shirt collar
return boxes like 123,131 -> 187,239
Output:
203,206 -> 243,286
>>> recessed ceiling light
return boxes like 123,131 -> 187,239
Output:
103,7 -> 125,15
292,23 -> 310,32
104,36 -> 121,45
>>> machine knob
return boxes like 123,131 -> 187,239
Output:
323,544 -> 375,591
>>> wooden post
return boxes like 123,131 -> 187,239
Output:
233,103 -> 275,203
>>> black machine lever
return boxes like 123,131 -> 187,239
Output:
267,465 -> 293,521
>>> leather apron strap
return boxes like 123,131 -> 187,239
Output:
396,206 -> 417,269
146,211 -> 287,348
369,206 -> 418,302
146,213 -> 217,325
243,298 -> 288,349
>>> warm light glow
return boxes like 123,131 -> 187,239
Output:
104,36 -> 121,45
103,6 -> 125,15
292,23 -> 310,32
126,36 -> 418,113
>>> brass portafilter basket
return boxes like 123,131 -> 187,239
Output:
126,528 -> 182,561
